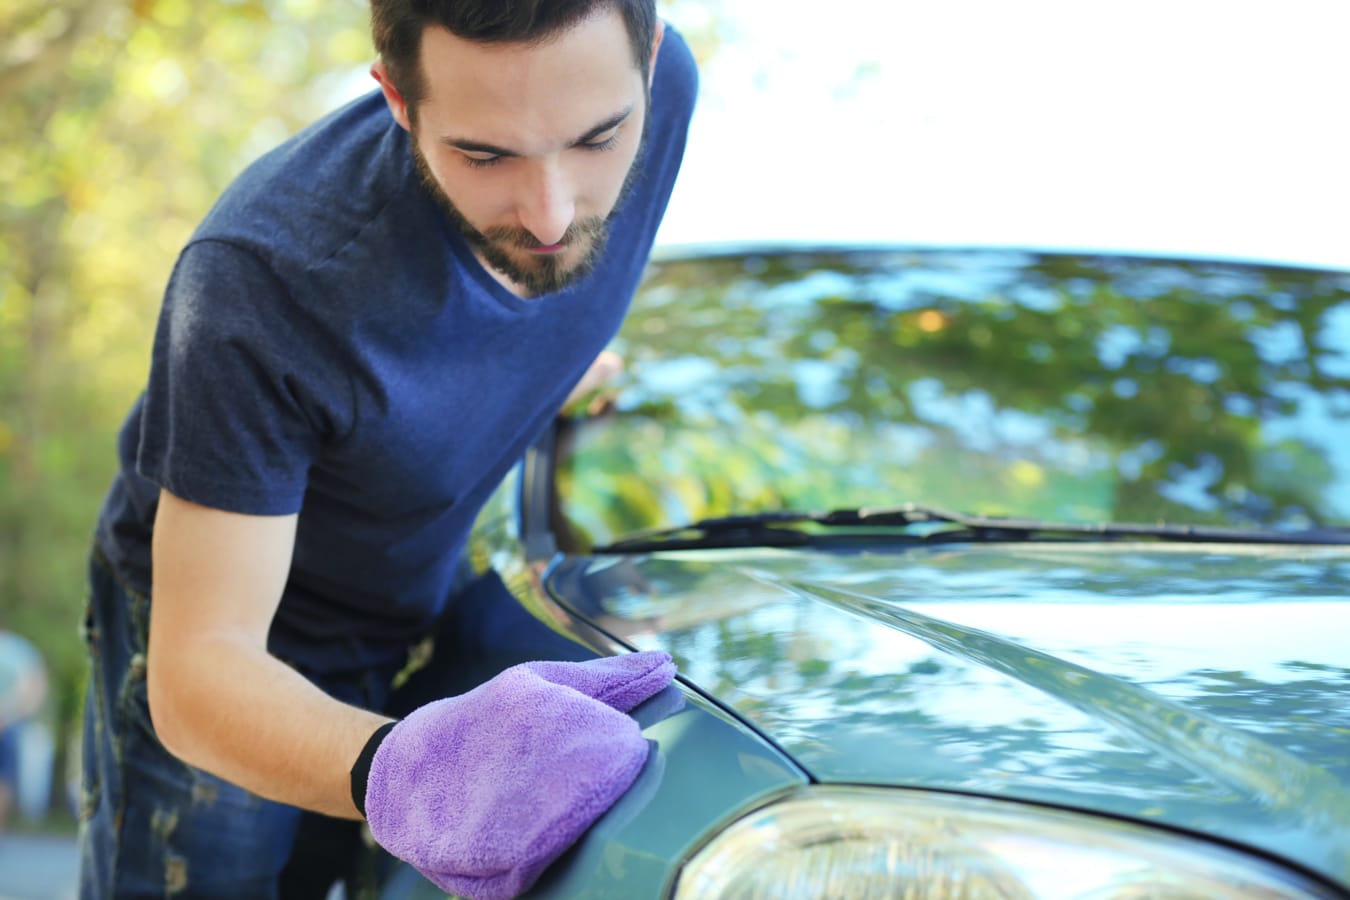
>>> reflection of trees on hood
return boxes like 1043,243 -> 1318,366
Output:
657,595 -> 1350,828
565,250 -> 1350,543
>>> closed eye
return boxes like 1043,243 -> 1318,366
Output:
445,105 -> 632,169
462,153 -> 504,170
461,134 -> 618,169
571,108 -> 631,153
580,132 -> 620,153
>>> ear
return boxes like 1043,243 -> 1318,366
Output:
371,60 -> 413,132
646,19 -> 665,90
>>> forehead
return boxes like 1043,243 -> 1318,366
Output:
417,8 -> 643,146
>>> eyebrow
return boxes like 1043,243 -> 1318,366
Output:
440,106 -> 634,158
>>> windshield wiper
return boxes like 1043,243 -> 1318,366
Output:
590,503 -> 1350,554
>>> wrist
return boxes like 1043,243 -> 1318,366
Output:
350,721 -> 398,817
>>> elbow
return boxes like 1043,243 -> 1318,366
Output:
146,650 -> 199,766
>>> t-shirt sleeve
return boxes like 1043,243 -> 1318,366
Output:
658,23 -> 700,123
649,24 -> 699,187
137,239 -> 342,516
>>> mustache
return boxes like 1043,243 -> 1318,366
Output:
482,218 -> 606,251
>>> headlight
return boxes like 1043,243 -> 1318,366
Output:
670,787 -> 1338,899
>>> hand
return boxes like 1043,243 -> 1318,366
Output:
362,651 -> 675,900
562,350 -> 624,415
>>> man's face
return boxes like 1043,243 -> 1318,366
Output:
377,9 -> 660,296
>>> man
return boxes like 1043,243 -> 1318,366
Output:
0,628 -> 51,831
81,0 -> 697,896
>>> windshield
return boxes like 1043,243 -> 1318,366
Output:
552,248 -> 1350,550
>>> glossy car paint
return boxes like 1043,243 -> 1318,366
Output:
382,246 -> 1350,898
380,468 -> 808,900
383,683 -> 806,899
546,542 -> 1350,889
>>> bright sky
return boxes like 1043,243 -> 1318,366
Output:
656,0 -> 1350,269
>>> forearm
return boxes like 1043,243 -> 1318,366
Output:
145,492 -> 384,818
148,632 -> 391,819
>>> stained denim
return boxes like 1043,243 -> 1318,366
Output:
78,550 -> 398,899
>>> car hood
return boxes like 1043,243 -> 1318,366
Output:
548,542 -> 1350,888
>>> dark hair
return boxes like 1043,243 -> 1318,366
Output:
371,0 -> 657,116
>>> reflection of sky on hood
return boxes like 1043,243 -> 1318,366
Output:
659,591 -> 1349,739
615,545 -> 1350,775
599,543 -> 1350,881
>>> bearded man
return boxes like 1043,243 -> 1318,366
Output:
80,2 -> 697,896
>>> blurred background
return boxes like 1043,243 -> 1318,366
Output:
0,0 -> 1347,844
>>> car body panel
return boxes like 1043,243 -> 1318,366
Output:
378,469 -> 809,900
547,543 -> 1350,888
382,245 -> 1350,897
384,682 -> 807,899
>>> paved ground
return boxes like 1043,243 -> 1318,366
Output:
0,834 -> 78,900
0,834 -> 362,899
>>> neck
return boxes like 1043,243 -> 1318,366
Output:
475,251 -> 532,299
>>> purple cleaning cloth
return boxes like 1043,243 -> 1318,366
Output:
365,651 -> 675,900
520,652 -> 677,713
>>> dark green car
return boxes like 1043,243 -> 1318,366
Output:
384,246 -> 1350,899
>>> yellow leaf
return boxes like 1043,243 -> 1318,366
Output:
1009,459 -> 1046,488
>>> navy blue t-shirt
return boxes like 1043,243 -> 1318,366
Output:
96,28 -> 698,675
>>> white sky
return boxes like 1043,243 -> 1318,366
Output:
656,0 -> 1350,269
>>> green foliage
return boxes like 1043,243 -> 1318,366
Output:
0,0 -> 373,795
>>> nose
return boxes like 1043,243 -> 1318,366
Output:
515,158 -> 574,246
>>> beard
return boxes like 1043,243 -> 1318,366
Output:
410,117 -> 648,297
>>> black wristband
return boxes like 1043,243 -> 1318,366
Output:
351,721 -> 398,817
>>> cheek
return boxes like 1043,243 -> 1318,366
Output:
424,148 -> 505,221
584,141 -> 643,210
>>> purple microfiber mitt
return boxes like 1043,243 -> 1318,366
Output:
363,652 -> 676,900
522,650 -> 675,712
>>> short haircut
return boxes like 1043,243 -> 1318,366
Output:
371,0 -> 658,118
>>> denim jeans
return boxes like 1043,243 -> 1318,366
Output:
78,550 -> 401,899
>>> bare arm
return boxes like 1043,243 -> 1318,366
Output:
146,489 -> 391,819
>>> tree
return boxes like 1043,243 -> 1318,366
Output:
1,0 -> 373,820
